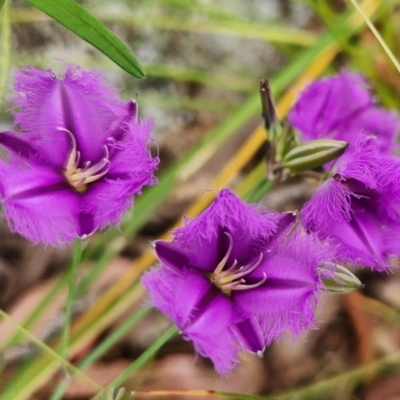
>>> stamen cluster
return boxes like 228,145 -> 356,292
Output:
210,232 -> 265,294
62,128 -> 111,192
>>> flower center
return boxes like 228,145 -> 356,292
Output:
209,232 -> 266,295
60,128 -> 111,193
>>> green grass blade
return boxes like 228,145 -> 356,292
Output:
6,274 -> 68,346
96,325 -> 178,396
49,308 -> 149,400
78,308 -> 149,371
0,0 -> 11,108
349,0 -> 400,74
61,241 -> 83,367
0,309 -> 103,400
24,0 -> 145,78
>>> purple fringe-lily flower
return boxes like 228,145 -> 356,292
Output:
0,65 -> 158,246
301,137 -> 400,271
288,71 -> 400,153
142,189 -> 334,374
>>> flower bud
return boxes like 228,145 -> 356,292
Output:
321,264 -> 364,293
260,78 -> 281,140
282,139 -> 348,172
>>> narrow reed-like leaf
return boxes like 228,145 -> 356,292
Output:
97,325 -> 178,396
78,308 -> 149,370
0,309 -> 103,400
49,309 -> 149,400
6,274 -> 68,346
0,0 -> 11,107
350,0 -> 400,73
61,239 -> 82,368
24,0 -> 145,77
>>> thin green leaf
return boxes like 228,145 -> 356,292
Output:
0,0 -> 11,108
349,0 -> 400,74
0,309 -> 103,400
78,308 -> 149,370
24,0 -> 145,78
97,325 -> 178,396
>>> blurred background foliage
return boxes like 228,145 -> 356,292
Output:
1,0 -> 400,399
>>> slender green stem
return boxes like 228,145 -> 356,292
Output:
62,239 -> 83,362
49,240 -> 83,400
49,297 -> 147,400
0,0 -> 11,108
77,307 -> 149,370
93,325 -> 178,399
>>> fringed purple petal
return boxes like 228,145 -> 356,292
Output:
334,138 -> 380,187
303,137 -> 383,231
0,161 -> 79,246
60,65 -> 127,162
378,155 -> 400,194
80,118 -> 158,231
289,71 -> 373,141
345,108 -> 400,154
154,240 -> 190,274
319,199 -> 400,271
230,316 -> 265,354
235,234 -> 329,342
301,179 -> 352,230
142,266 -> 240,374
144,265 -> 235,335
191,329 -> 240,375
302,133 -> 400,271
0,131 -> 40,163
13,67 -> 70,167
289,71 -> 400,155
157,190 -> 280,273
13,65 -> 129,166
381,221 -> 400,262
76,211 -> 97,239
106,100 -> 137,142
376,156 -> 400,221
172,189 -> 280,254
